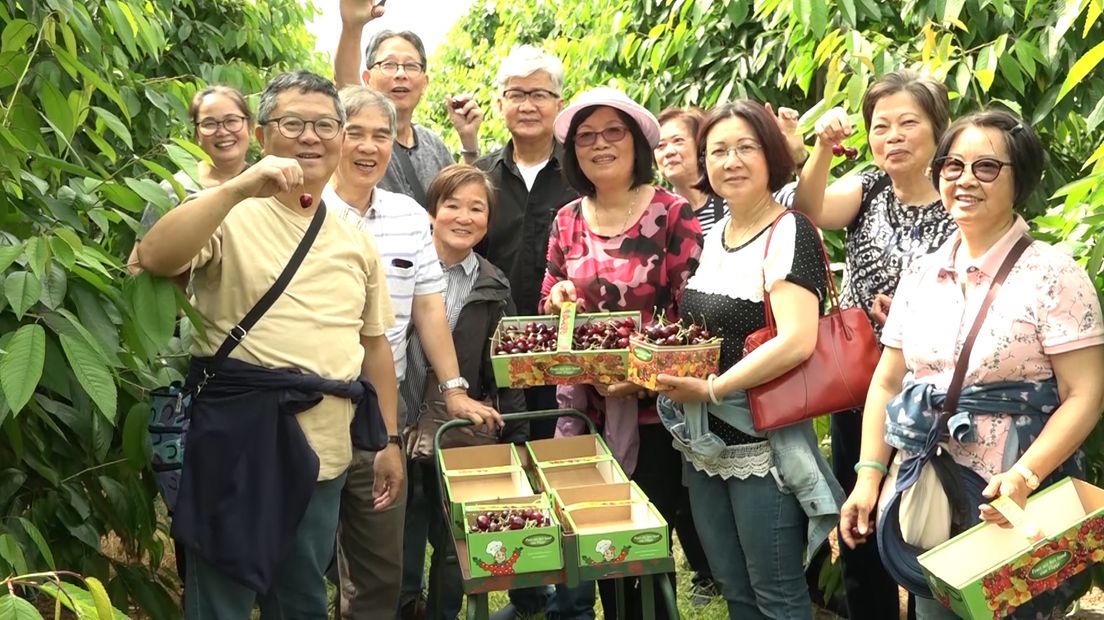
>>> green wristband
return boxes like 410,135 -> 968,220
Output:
854,460 -> 888,475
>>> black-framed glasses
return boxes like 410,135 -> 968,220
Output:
502,88 -> 560,104
574,125 -> 629,147
196,114 -> 248,136
369,60 -> 425,76
706,142 -> 762,163
262,116 -> 343,140
933,156 -> 1012,182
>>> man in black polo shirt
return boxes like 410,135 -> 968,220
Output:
477,45 -> 594,620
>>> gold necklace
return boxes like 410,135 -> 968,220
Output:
725,195 -> 778,247
590,186 -> 641,235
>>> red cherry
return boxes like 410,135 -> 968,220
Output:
299,193 -> 313,209
845,146 -> 859,159
831,143 -> 845,157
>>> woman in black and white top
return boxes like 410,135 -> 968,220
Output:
792,70 -> 957,620
656,101 -> 842,620
655,108 -> 725,236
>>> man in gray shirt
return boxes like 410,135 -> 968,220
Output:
335,0 -> 481,208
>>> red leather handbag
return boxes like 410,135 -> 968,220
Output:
743,211 -> 881,432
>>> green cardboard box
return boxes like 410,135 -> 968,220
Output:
526,435 -> 614,468
918,477 -> 1104,619
490,302 -> 640,388
536,457 -> 628,494
439,444 -> 531,536
554,482 -> 670,567
461,494 -> 563,577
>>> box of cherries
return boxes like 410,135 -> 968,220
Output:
491,302 -> 641,388
627,317 -> 722,390
462,496 -> 564,577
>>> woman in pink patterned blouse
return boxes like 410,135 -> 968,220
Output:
840,110 -> 1104,619
541,87 -> 703,619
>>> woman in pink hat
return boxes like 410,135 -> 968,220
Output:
540,86 -> 703,619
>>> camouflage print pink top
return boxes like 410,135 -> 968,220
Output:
541,186 -> 703,426
882,216 -> 1104,479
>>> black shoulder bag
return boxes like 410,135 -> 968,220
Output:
147,202 -> 327,510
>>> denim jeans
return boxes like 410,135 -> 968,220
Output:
684,463 -> 811,620
401,460 -> 431,607
185,473 -> 346,620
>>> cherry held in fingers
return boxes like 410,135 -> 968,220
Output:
299,193 -> 313,209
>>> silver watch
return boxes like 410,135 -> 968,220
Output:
438,376 -> 470,394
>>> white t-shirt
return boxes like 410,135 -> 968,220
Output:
516,158 -> 549,191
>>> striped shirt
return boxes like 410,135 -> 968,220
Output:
700,182 -> 798,237
324,185 -> 446,380
400,251 -> 480,421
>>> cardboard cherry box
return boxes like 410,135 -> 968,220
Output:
460,495 -> 563,577
627,335 -> 720,391
553,482 -> 670,568
491,302 -> 640,388
439,444 -> 532,537
526,434 -> 614,468
918,477 -> 1104,620
536,458 -> 629,493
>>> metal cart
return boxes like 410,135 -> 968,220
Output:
432,409 -> 680,620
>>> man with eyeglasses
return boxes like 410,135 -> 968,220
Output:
139,71 -> 401,619
335,0 -> 481,209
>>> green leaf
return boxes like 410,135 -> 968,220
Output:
129,271 -> 178,353
5,271 -> 41,319
2,19 -> 36,53
838,0 -> 858,27
85,577 -> 113,620
16,517 -> 55,569
23,236 -> 49,279
40,262 -> 67,309
38,582 -> 128,620
91,106 -> 133,150
59,333 -> 117,422
0,533 -> 28,575
37,80 -> 75,142
1057,39 -> 1104,104
124,177 -> 171,213
0,595 -> 41,620
121,402 -> 150,468
0,243 -> 23,275
0,324 -> 46,415
170,136 -> 213,164
49,237 -> 75,269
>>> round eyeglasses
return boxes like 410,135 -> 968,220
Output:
196,115 -> 248,136
263,116 -> 343,140
502,88 -> 560,105
933,156 -> 1012,182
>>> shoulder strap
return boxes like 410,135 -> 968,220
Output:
941,234 -> 1033,417
209,201 -> 328,366
392,145 -> 428,208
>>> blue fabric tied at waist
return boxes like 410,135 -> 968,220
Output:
657,391 -> 764,459
884,378 -> 1060,455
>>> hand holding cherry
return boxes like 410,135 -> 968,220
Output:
831,143 -> 860,160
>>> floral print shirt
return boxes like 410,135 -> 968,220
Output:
882,216 -> 1104,478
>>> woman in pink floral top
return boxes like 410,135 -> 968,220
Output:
541,87 -> 702,620
840,110 -> 1104,620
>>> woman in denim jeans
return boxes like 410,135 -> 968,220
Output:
656,100 -> 844,619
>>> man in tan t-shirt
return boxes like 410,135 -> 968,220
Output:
140,70 -> 401,619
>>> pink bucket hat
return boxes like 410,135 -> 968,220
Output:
553,87 -> 661,148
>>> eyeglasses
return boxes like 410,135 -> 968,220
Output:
196,115 -> 248,136
706,142 -> 762,162
574,126 -> 629,147
933,156 -> 1012,182
502,88 -> 560,105
369,60 -> 425,76
263,116 -> 343,140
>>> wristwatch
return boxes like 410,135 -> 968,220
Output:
438,376 -> 470,394
1011,462 -> 1040,490
387,434 -> 403,448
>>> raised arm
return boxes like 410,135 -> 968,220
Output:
335,0 -> 385,88
793,107 -> 865,230
138,155 -> 303,276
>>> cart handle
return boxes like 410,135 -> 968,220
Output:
432,408 -> 597,457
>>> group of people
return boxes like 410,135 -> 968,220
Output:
131,1 -> 1104,619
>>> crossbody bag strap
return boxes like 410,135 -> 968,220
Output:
940,234 -> 1033,420
392,145 -> 428,207
208,201 -> 328,367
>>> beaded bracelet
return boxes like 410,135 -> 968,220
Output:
853,460 -> 888,475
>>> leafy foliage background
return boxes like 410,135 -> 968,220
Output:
0,0 -> 322,615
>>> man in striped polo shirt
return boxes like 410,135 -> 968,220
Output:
324,86 -> 501,618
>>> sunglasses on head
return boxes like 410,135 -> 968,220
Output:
933,156 -> 1012,182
